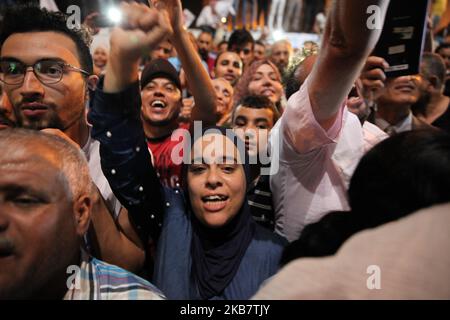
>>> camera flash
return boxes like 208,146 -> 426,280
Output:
107,7 -> 122,24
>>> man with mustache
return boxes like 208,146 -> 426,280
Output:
269,40 -> 293,74
0,129 -> 164,300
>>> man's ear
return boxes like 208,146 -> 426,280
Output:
428,75 -> 440,91
73,193 -> 92,237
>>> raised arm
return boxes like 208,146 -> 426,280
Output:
90,2 -> 170,247
162,0 -> 217,126
308,0 -> 390,130
104,2 -> 169,92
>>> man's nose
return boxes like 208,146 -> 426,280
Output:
21,68 -> 45,97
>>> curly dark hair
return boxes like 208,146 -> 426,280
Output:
0,5 -> 93,75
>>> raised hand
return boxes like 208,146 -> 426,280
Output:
105,1 -> 171,92
109,2 -> 170,62
152,0 -> 184,35
358,56 -> 390,102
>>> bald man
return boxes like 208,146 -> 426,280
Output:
0,129 -> 164,300
270,40 -> 293,74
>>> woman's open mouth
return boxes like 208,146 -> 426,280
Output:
201,194 -> 230,212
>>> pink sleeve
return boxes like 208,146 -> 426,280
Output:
281,78 -> 345,155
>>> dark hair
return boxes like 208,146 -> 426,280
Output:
436,42 -> 450,54
218,40 -> 228,47
280,211 -> 356,265
233,95 -> 280,124
282,130 -> 450,265
255,40 -> 265,47
421,52 -> 446,86
349,129 -> 450,223
228,29 -> 255,51
198,25 -> 215,38
214,50 -> 242,68
0,5 -> 93,75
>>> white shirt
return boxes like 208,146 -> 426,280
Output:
269,79 -> 387,242
82,132 -> 122,218
375,112 -> 413,134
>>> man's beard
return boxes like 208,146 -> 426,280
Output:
14,106 -> 65,131
277,62 -> 287,75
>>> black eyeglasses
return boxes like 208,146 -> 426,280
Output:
0,59 -> 90,85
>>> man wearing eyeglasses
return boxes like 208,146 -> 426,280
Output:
0,5 -> 154,274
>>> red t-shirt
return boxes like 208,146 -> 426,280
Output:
147,122 -> 190,188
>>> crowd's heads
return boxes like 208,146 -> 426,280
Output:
0,129 -> 93,299
435,43 -> 450,73
212,78 -> 234,121
0,5 -> 95,133
228,29 -> 255,69
234,59 -> 283,107
140,59 -> 182,127
212,51 -> 243,86
232,95 -> 279,157
270,40 -> 293,74
150,38 -> 174,61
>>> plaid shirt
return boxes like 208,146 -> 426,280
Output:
64,250 -> 165,300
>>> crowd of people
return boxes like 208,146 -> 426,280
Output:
0,0 -> 449,300
196,0 -> 328,33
